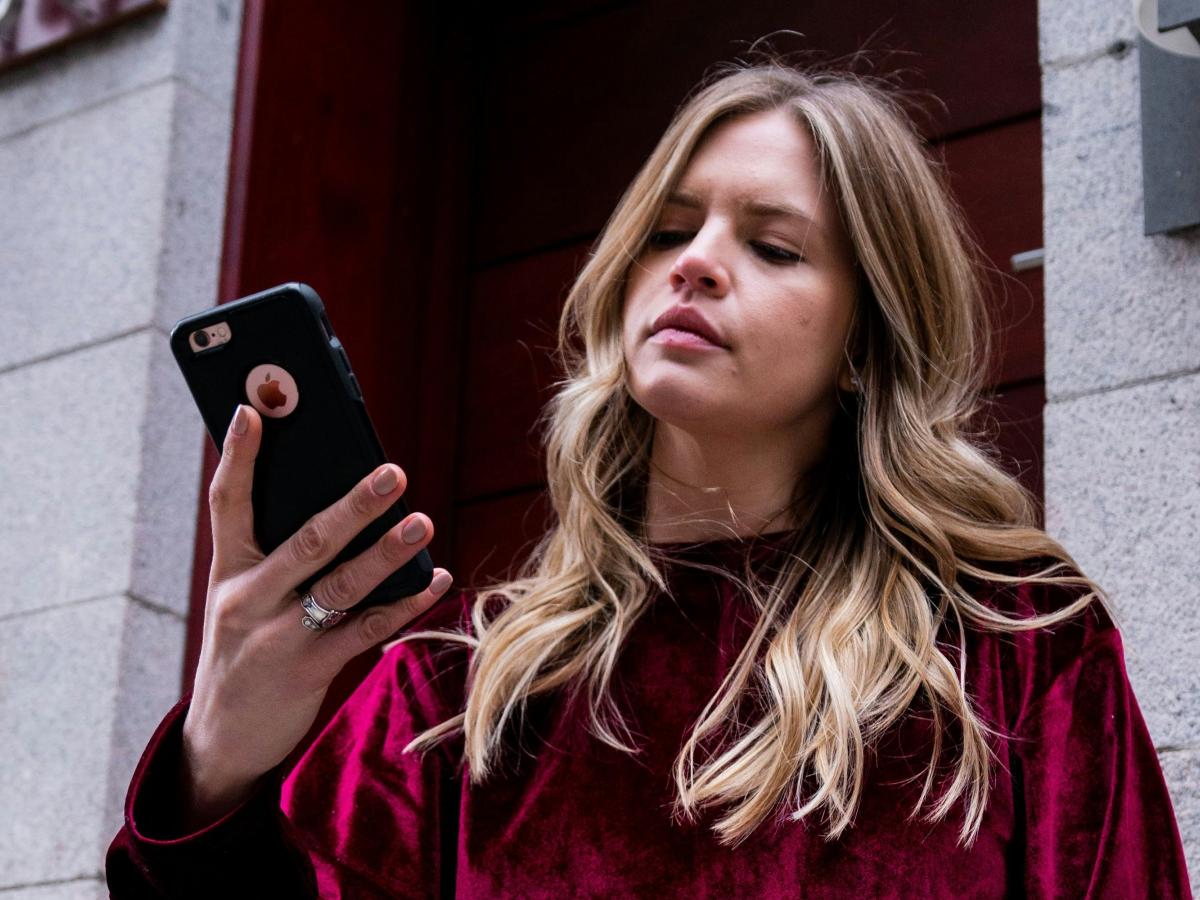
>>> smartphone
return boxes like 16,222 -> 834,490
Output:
169,282 -> 434,608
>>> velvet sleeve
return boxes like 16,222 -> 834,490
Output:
106,592 -> 471,899
105,694 -> 320,898
278,602 -> 470,898
1011,620 -> 1193,898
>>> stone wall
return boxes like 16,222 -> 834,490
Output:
1040,0 -> 1200,887
0,2 -> 242,895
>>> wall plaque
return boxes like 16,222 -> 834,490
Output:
0,0 -> 167,74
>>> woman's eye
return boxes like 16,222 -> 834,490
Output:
646,230 -> 692,249
751,241 -> 803,264
645,230 -> 804,265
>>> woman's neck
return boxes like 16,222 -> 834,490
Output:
642,422 -> 818,544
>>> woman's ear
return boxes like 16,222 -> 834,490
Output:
837,303 -> 867,394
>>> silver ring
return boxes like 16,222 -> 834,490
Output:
300,591 -> 347,632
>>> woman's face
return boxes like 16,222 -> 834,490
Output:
621,107 -> 860,439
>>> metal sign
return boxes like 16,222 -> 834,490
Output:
1133,0 -> 1200,234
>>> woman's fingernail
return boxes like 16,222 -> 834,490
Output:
231,404 -> 248,436
401,516 -> 427,544
430,571 -> 453,595
372,466 -> 398,495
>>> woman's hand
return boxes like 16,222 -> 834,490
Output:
178,403 -> 453,829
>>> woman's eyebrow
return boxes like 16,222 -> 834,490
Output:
666,190 -> 825,238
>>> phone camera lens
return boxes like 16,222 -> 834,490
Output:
194,329 -> 210,348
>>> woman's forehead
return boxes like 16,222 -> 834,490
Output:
671,109 -> 845,245
680,111 -> 823,194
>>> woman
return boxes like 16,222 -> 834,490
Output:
107,61 -> 1192,897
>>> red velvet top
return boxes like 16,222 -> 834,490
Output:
106,534 -> 1193,898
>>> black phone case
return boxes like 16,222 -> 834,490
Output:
169,282 -> 434,607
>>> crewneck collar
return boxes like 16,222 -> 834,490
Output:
645,528 -> 798,567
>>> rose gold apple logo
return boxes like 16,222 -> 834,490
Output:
245,363 -> 300,419
258,371 -> 287,409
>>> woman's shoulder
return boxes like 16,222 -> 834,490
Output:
959,555 -> 1123,727
962,554 -> 1116,637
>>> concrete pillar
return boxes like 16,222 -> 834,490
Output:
1040,0 -> 1200,886
0,2 -> 242,895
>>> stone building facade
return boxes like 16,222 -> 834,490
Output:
0,0 -> 1193,893
0,2 -> 242,895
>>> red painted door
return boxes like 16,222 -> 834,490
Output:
191,0 -> 1047,757
454,1 -> 1048,583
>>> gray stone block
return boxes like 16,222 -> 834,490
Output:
1044,373 -> 1200,749
0,880 -> 107,900
1039,0 -> 1136,66
1043,83 -> 1200,399
0,332 -> 147,619
0,0 -> 242,142
0,79 -> 234,374
130,333 -> 207,617
0,83 -> 173,371
170,0 -> 242,114
1160,749 -> 1199,896
1042,38 -> 1139,145
152,80 -> 235,336
0,595 -> 184,889
105,596 -> 189,842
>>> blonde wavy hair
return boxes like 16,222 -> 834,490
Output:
394,60 -> 1112,848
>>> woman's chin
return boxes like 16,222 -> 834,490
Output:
630,384 -> 734,431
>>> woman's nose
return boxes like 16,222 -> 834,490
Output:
669,236 -> 730,297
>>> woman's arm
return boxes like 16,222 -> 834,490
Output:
107,593 -> 470,899
105,694 -> 322,897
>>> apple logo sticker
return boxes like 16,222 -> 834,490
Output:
245,363 -> 300,419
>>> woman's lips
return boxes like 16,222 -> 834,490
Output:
649,306 -> 727,347
648,327 -> 726,350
